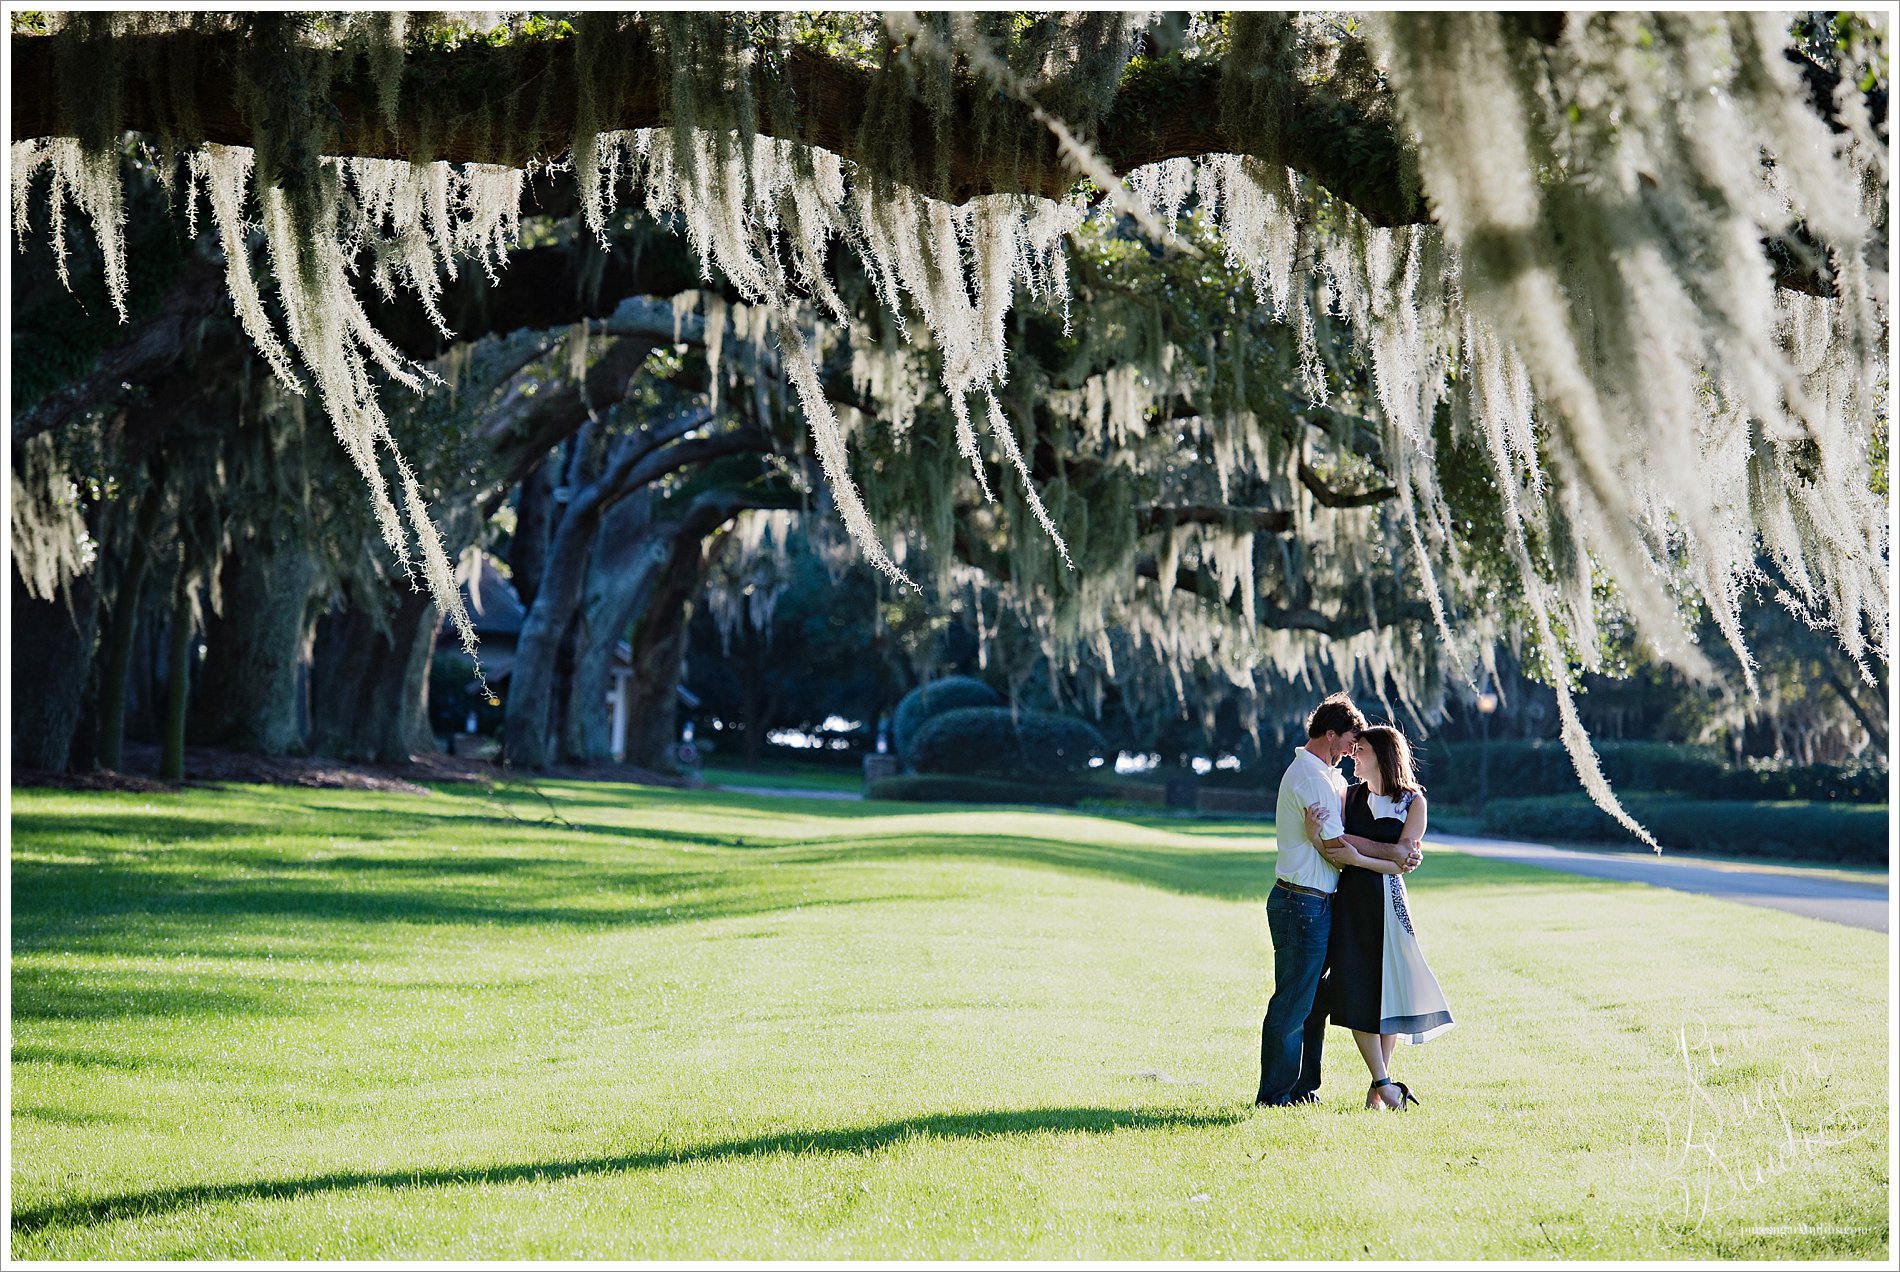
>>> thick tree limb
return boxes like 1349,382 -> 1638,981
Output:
11,28 -> 1849,294
1138,505 -> 1295,535
1822,666 -> 1889,752
1296,460 -> 1398,509
370,230 -> 702,361
11,28 -> 1421,220
1133,554 -> 1433,638
12,249 -> 230,445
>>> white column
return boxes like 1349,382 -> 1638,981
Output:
610,669 -> 630,762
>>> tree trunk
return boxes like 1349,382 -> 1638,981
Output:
624,611 -> 693,772
623,528 -> 737,771
189,530 -> 316,754
503,479 -> 607,769
739,652 -> 773,765
307,581 -> 442,764
560,491 -> 664,764
160,573 -> 194,781
501,424 -> 762,768
509,452 -> 559,611
9,564 -> 100,773
98,477 -> 167,769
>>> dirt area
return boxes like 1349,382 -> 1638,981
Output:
11,742 -> 694,798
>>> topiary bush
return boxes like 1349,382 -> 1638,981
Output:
890,676 -> 1002,766
907,706 -> 1108,782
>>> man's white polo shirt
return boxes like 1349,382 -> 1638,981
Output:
1274,746 -> 1349,894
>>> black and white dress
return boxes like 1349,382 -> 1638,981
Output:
1328,784 -> 1454,1044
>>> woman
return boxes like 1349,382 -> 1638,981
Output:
1305,724 -> 1454,1110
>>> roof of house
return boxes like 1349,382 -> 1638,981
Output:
441,558 -> 527,638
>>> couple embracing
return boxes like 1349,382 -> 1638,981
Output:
1256,693 -> 1454,1111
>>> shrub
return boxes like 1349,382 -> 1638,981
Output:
868,774 -> 1092,807
1419,739 -> 1888,805
1477,794 -> 1890,865
890,676 -> 1001,765
907,707 -> 1108,782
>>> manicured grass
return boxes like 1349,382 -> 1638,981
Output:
701,758 -> 866,793
9,780 -> 1890,1259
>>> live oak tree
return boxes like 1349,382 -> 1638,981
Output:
11,12 -> 1888,837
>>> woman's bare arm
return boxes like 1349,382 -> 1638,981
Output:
1317,836 -> 1403,875
1401,794 -> 1427,854
1307,798 -> 1423,869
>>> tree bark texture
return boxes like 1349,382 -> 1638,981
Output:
97,473 -> 168,768
501,425 -> 761,768
307,581 -> 441,764
12,28 -> 1423,220
508,451 -> 560,613
9,564 -> 100,773
188,530 -> 316,754
621,530 -> 738,772
559,490 -> 661,764
159,573 -> 194,780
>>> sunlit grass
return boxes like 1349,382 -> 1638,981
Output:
9,779 -> 1889,1259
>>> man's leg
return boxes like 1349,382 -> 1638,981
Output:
1286,961 -> 1331,1102
1256,889 -> 1331,1105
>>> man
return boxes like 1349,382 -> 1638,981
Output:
1256,692 -> 1420,1107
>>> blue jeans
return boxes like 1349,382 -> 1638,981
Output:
1257,885 -> 1332,1104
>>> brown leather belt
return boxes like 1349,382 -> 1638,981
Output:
1275,878 -> 1332,899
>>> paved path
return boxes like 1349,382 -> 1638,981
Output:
1435,833 -> 1890,933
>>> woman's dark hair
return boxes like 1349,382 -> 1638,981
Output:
1357,724 -> 1424,798
1307,692 -> 1368,739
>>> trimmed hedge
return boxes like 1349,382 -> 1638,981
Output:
908,707 -> 1109,782
891,676 -> 1001,764
868,774 -> 1094,807
1477,794 -> 1891,864
1419,739 -> 1887,805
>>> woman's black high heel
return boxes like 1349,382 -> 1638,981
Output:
1366,1077 -> 1400,1110
1392,1080 -> 1420,1109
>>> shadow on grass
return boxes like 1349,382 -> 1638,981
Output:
11,966 -> 294,1023
10,1104 -> 1242,1236
13,798 -> 1570,968
7,852 -> 880,963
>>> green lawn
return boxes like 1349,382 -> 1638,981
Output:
9,779 -> 1889,1259
701,757 -> 866,794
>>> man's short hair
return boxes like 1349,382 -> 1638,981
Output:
1307,692 -> 1368,739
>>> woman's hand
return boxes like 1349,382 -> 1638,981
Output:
1303,802 -> 1326,843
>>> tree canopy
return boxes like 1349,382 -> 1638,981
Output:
9,11 -> 1890,835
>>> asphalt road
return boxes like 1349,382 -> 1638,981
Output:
1434,833 -> 1891,933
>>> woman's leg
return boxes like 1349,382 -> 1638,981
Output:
1381,1033 -> 1397,1071
1354,1031 -> 1400,1108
